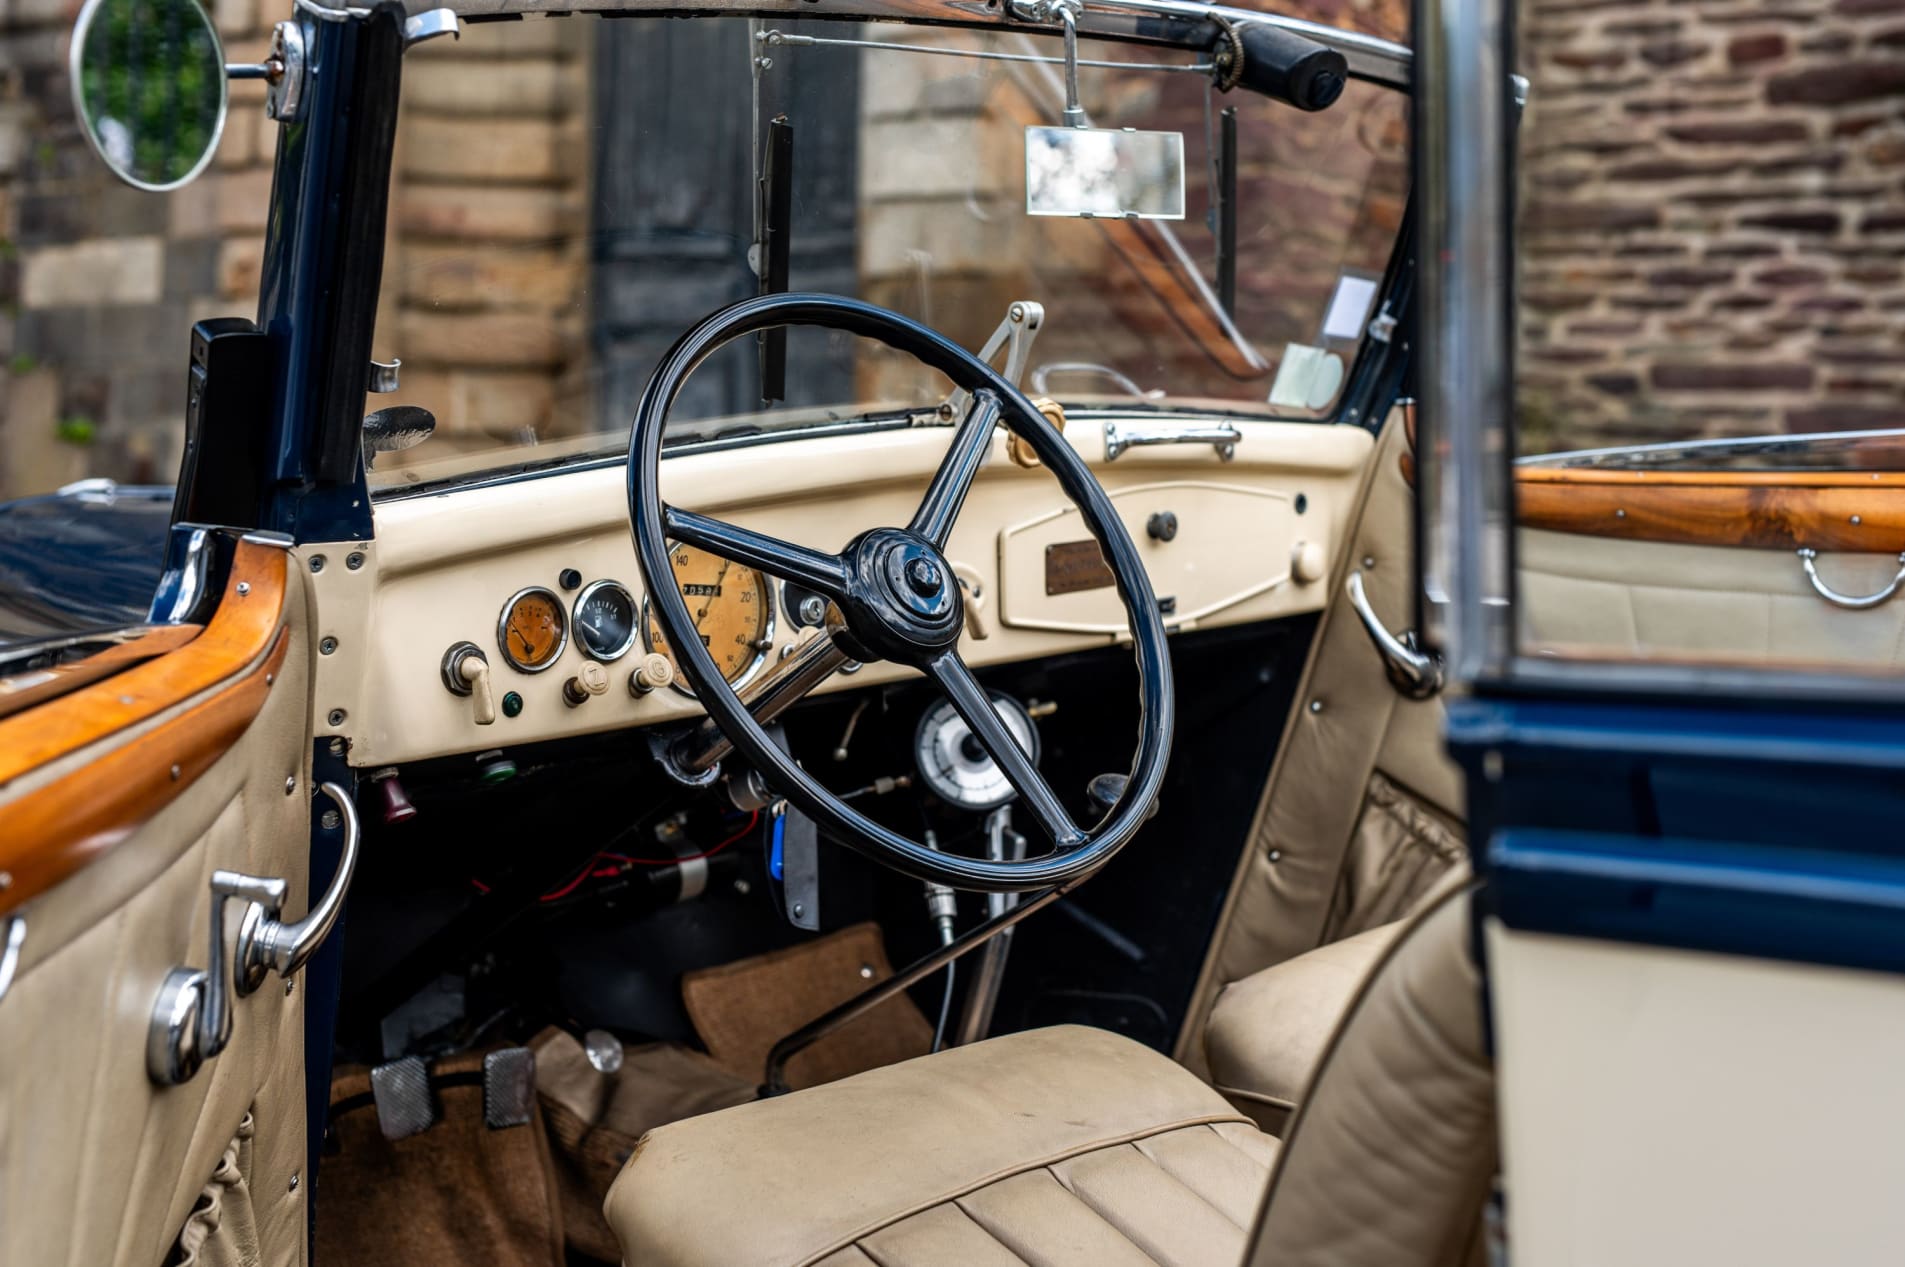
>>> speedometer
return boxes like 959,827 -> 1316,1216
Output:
574,580 -> 638,661
641,543 -> 775,694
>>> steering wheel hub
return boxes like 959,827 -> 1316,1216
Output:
836,529 -> 963,661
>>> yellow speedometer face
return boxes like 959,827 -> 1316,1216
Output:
642,543 -> 774,694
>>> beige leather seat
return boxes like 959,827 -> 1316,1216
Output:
1205,919 -> 1403,1132
605,883 -> 1494,1267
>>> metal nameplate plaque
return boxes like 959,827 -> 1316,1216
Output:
1045,540 -> 1115,596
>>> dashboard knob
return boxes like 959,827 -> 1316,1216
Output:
1146,511 -> 1179,542
563,661 -> 610,707
441,642 -> 495,725
629,653 -> 675,697
1291,539 -> 1327,584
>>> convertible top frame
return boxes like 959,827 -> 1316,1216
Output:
300,0 -> 1412,90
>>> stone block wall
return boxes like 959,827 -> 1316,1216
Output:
0,0 -> 277,496
1517,0 -> 1905,454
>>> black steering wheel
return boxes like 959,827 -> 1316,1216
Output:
626,293 -> 1173,893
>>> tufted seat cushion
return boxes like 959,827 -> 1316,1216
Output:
604,1024 -> 1279,1267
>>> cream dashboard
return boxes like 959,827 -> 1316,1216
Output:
306,415 -> 1374,769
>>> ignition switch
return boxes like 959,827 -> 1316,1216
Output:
441,642 -> 495,725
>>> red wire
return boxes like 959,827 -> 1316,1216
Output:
613,810 -> 760,867
469,810 -> 764,901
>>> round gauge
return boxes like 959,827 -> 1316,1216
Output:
913,692 -> 1040,811
573,580 -> 639,662
641,543 -> 775,695
497,585 -> 568,673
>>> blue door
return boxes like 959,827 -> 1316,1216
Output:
1418,1 -> 1905,1261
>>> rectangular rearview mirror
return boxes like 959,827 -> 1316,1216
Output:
1025,126 -> 1186,221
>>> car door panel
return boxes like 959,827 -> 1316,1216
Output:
1521,530 -> 1905,669
0,537 -> 313,1267
1178,409 -> 1468,1075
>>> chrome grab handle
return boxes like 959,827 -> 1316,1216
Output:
1103,419 -> 1238,462
1345,571 -> 1444,700
1797,548 -> 1905,611
0,916 -> 24,1006
235,782 -> 361,988
147,783 -> 361,1085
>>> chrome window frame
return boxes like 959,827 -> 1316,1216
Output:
1416,0 -> 1905,704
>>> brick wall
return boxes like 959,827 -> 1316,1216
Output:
1517,0 -> 1905,454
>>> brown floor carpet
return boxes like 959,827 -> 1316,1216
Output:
680,920 -> 933,1092
317,1053 -> 565,1267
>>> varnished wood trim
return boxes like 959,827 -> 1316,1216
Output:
0,631 -> 289,917
0,624 -> 204,721
1516,471 -> 1905,552
0,541 -> 287,789
1517,468 -> 1905,489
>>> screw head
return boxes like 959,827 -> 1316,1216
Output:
236,581 -> 251,597
320,809 -> 341,831
319,636 -> 338,655
329,737 -> 346,757
328,708 -> 347,727
309,556 -> 326,573
289,1172 -> 300,1193
170,764 -> 181,781
345,552 -> 365,570
285,776 -> 296,794
1308,699 -> 1323,714
858,963 -> 875,979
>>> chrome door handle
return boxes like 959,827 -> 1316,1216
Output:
1797,548 -> 1905,610
1345,571 -> 1444,700
148,783 -> 361,1085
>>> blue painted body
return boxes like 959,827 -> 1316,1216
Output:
1449,694 -> 1905,973
0,484 -> 172,651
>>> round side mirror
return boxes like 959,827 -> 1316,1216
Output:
70,0 -> 228,191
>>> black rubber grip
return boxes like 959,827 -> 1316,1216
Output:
1236,25 -> 1348,112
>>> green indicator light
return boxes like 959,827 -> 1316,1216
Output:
501,691 -> 524,718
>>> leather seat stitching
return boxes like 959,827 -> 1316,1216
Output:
1201,1120 -> 1276,1171
1120,1127 -> 1257,1226
952,1181 -> 1147,1267
1044,1156 -> 1186,1265
792,1112 -> 1253,1266
1130,1135 -> 1251,1232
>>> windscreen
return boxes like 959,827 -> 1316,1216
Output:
367,17 -> 1408,490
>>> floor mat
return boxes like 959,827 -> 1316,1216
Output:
317,1052 -> 564,1267
682,920 -> 933,1092
534,1029 -> 756,1263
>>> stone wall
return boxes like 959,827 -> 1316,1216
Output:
0,0 -> 278,496
1517,0 -> 1905,454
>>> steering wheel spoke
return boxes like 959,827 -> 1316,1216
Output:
664,506 -> 849,599
927,651 -> 1085,850
909,390 -> 1002,548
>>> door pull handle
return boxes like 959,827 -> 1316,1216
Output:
1345,571 -> 1444,700
1796,548 -> 1905,611
147,782 -> 361,1085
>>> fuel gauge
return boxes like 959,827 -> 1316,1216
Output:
574,579 -> 638,662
